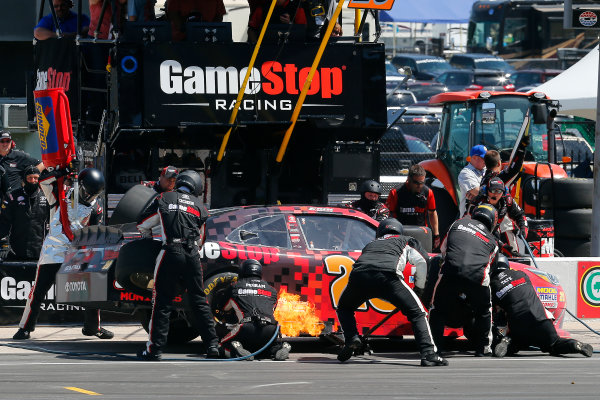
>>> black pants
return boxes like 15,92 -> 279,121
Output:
220,321 -> 278,357
429,274 -> 492,353
146,246 -> 218,353
19,263 -> 101,332
509,317 -> 578,354
336,269 -> 436,356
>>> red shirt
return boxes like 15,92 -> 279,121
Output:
385,183 -> 436,227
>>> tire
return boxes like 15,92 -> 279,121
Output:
138,307 -> 201,344
204,272 -> 239,324
115,238 -> 161,295
403,225 -> 432,253
430,186 -> 458,238
110,184 -> 158,225
539,178 -> 593,209
554,209 -> 591,239
555,238 -> 591,257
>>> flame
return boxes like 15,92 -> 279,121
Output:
274,288 -> 324,337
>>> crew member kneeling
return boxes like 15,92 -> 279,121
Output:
336,218 -> 448,367
217,259 -> 291,361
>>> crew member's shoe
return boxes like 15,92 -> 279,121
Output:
137,348 -> 162,361
12,328 -> 30,340
82,327 -> 114,339
230,341 -> 253,360
337,335 -> 362,363
420,352 -> 449,367
206,345 -> 221,359
575,341 -> 593,358
273,342 -> 291,361
493,336 -> 511,358
475,351 -> 492,357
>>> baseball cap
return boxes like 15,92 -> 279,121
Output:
470,145 -> 487,158
0,130 -> 11,140
488,177 -> 505,194
160,165 -> 178,179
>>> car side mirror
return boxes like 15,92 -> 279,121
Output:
531,103 -> 548,124
402,66 -> 413,78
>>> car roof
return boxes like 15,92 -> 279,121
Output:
440,68 -> 504,75
513,69 -> 563,74
393,53 -> 445,61
451,53 -> 502,59
209,204 -> 376,221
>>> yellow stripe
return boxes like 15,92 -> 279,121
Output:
64,387 -> 101,396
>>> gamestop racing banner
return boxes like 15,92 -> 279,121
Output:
118,42 -> 386,134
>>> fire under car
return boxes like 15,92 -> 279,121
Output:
55,185 -> 567,344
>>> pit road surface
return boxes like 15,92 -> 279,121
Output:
0,322 -> 598,399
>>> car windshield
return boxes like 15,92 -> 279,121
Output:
406,138 -> 433,153
416,59 -> 453,74
298,215 -> 375,251
473,58 -> 514,71
468,21 -> 500,50
226,214 -> 292,248
408,85 -> 447,101
387,92 -> 416,107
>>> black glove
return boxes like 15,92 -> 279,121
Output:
413,286 -> 424,301
519,134 -> 531,148
0,241 -> 10,261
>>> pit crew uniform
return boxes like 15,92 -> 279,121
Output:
348,198 -> 389,221
17,169 -> 106,336
490,268 -> 593,357
429,216 -> 499,355
385,184 -> 436,227
336,234 -> 437,357
137,189 -> 219,356
0,149 -> 41,196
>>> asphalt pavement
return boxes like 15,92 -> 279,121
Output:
0,321 -> 598,399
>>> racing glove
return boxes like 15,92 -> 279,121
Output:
518,225 -> 528,240
519,134 -> 531,149
0,240 -> 11,261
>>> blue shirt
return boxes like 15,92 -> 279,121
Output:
34,11 -> 90,34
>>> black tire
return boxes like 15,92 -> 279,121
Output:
539,178 -> 593,209
115,238 -> 161,295
138,307 -> 201,344
403,225 -> 432,253
204,272 -> 239,324
430,186 -> 458,238
555,238 -> 591,257
110,184 -> 158,225
554,209 -> 591,239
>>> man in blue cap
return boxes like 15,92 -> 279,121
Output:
458,144 -> 487,217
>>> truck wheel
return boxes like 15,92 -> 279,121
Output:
554,209 -> 591,239
555,238 -> 591,257
110,184 -> 158,225
539,178 -> 593,209
115,238 -> 161,295
138,308 -> 201,344
204,272 -> 238,323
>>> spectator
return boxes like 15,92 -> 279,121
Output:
128,0 -> 156,22
0,131 -> 43,198
0,166 -> 50,261
167,0 -> 226,41
248,0 -> 307,43
385,164 -> 440,250
34,0 -> 90,40
141,165 -> 178,193
89,0 -> 127,39
458,144 -> 487,217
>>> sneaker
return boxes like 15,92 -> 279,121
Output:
475,351 -> 492,357
137,349 -> 162,361
493,337 -> 511,358
82,327 -> 114,339
273,342 -> 291,361
230,341 -> 253,360
206,345 -> 222,359
421,352 -> 449,367
12,328 -> 30,340
337,335 -> 362,363
575,341 -> 593,358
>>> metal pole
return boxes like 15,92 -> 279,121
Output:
591,46 -> 600,256
95,0 -> 110,39
49,0 -> 63,37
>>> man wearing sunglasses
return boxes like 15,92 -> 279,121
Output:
385,164 -> 440,250
468,177 -> 528,257
0,131 -> 44,198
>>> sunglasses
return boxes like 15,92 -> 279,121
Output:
489,189 -> 504,194
411,179 -> 425,186
0,139 -> 11,144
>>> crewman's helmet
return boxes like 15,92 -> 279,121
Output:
472,204 -> 498,232
175,170 -> 203,196
492,254 -> 510,275
360,180 -> 382,196
78,168 -> 105,205
239,259 -> 263,279
376,218 -> 404,238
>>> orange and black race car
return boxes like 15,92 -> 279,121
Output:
55,203 -> 567,343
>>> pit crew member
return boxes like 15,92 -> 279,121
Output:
348,180 -> 389,221
141,165 -> 178,193
480,129 -> 529,189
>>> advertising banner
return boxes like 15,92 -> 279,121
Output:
577,261 -> 600,318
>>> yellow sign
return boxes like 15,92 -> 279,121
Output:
348,0 -> 396,10
35,102 -> 50,151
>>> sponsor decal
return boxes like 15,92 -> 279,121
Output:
64,280 -> 87,293
35,67 -> 72,91
537,287 -> 558,309
579,11 -> 598,27
307,207 -> 334,212
577,263 -> 600,318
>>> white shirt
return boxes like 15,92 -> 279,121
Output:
457,163 -> 485,217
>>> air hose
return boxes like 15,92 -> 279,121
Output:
0,325 -> 281,362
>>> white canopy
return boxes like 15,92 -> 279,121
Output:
536,46 -> 598,121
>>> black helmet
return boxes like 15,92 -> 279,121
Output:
175,170 -> 203,196
240,259 -> 262,279
78,168 -> 105,205
492,254 -> 510,275
360,180 -> 382,196
376,218 -> 404,238
22,165 -> 39,180
472,204 -> 498,232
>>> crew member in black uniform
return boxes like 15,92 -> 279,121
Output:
141,165 -> 178,193
490,255 -> 593,358
13,166 -> 113,340
136,170 -> 220,361
217,259 -> 291,361
468,177 -> 528,256
336,218 -> 448,367
0,130 -> 44,197
385,164 -> 440,250
348,180 -> 389,221
480,128 -> 530,189
429,204 -> 499,356
0,166 -> 49,260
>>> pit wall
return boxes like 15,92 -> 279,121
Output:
536,258 -> 600,321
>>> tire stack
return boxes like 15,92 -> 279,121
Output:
539,178 -> 593,257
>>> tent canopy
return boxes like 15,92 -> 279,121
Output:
380,0 -> 475,24
536,46 -> 598,121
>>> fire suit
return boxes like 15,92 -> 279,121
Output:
18,170 -> 104,333
336,234 -> 437,357
218,277 -> 279,356
490,268 -> 587,355
348,199 -> 389,221
137,189 -> 219,354
429,216 -> 499,354
385,184 -> 436,227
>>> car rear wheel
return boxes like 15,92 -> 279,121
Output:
204,272 -> 239,324
138,307 -> 201,345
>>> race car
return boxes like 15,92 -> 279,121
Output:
55,186 -> 567,343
